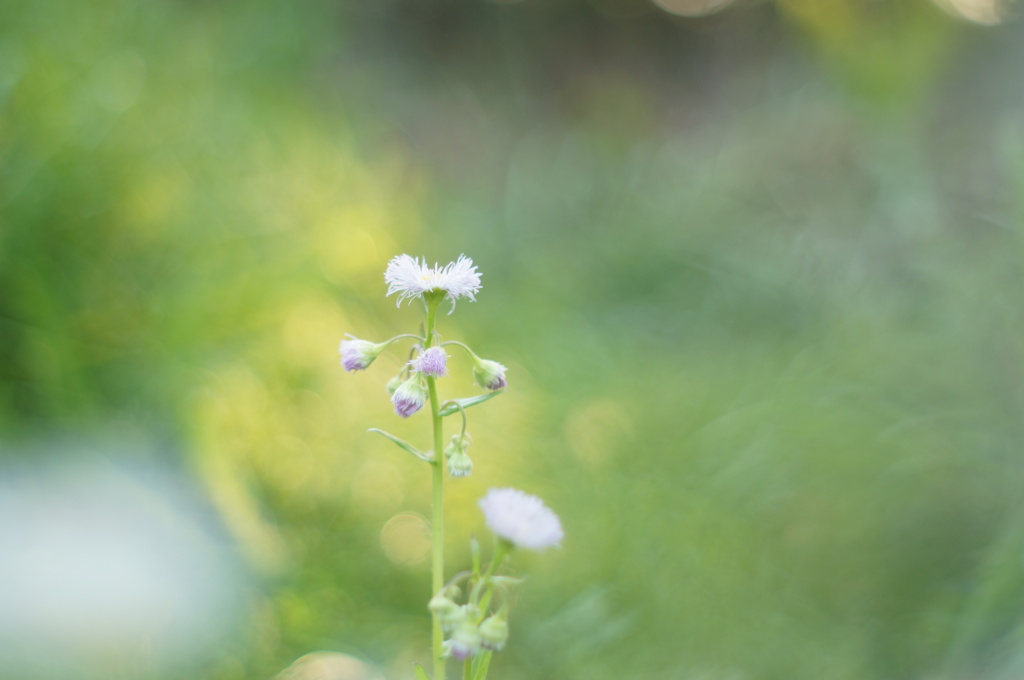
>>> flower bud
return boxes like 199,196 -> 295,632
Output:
444,433 -> 473,479
339,337 -> 386,372
385,375 -> 403,395
412,346 -> 448,378
445,620 -> 482,661
472,358 -> 508,391
429,594 -> 465,632
391,376 -> 428,418
479,615 -> 509,651
428,593 -> 458,617
448,450 -> 473,478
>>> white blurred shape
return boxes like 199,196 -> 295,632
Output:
932,0 -> 1007,24
652,0 -> 732,17
278,651 -> 386,680
0,451 -> 242,676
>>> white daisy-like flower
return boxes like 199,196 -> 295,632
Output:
478,488 -> 563,552
384,254 -> 482,313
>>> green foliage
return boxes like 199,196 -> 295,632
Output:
4,1 -> 1024,679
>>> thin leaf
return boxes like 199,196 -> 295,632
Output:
368,428 -> 434,462
413,663 -> 431,680
438,391 -> 504,417
471,650 -> 493,680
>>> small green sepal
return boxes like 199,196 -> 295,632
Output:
413,663 -> 431,680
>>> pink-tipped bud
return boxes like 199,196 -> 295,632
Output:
339,337 -> 385,372
391,377 -> 428,418
472,358 -> 507,391
413,346 -> 448,378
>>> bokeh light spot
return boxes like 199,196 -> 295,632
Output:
564,399 -> 633,466
931,0 -> 1008,24
652,0 -> 733,17
89,49 -> 146,112
379,512 -> 431,567
278,651 -> 385,680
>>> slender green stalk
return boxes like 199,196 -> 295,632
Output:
440,339 -> 479,360
424,295 -> 446,680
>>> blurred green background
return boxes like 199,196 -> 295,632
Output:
3,0 -> 1024,678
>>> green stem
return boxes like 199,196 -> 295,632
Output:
383,333 -> 425,347
425,295 -> 446,680
469,540 -> 511,608
440,339 -> 480,360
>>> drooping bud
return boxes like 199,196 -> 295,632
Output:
479,615 -> 509,651
472,358 -> 508,391
385,375 -> 403,395
448,450 -> 473,478
412,346 -> 448,378
391,376 -> 428,418
445,620 -> 482,661
444,433 -> 473,479
339,336 -> 386,372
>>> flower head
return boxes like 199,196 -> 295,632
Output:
479,488 -> 563,551
385,254 -> 482,313
339,336 -> 385,372
472,358 -> 508,391
391,376 -> 428,418
412,346 -> 448,378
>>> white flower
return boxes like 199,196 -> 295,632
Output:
479,488 -> 563,551
384,254 -> 482,312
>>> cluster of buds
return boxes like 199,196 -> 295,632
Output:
339,334 -> 506,420
429,580 -> 510,661
428,488 -> 563,662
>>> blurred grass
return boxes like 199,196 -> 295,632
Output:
3,0 -> 1024,679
